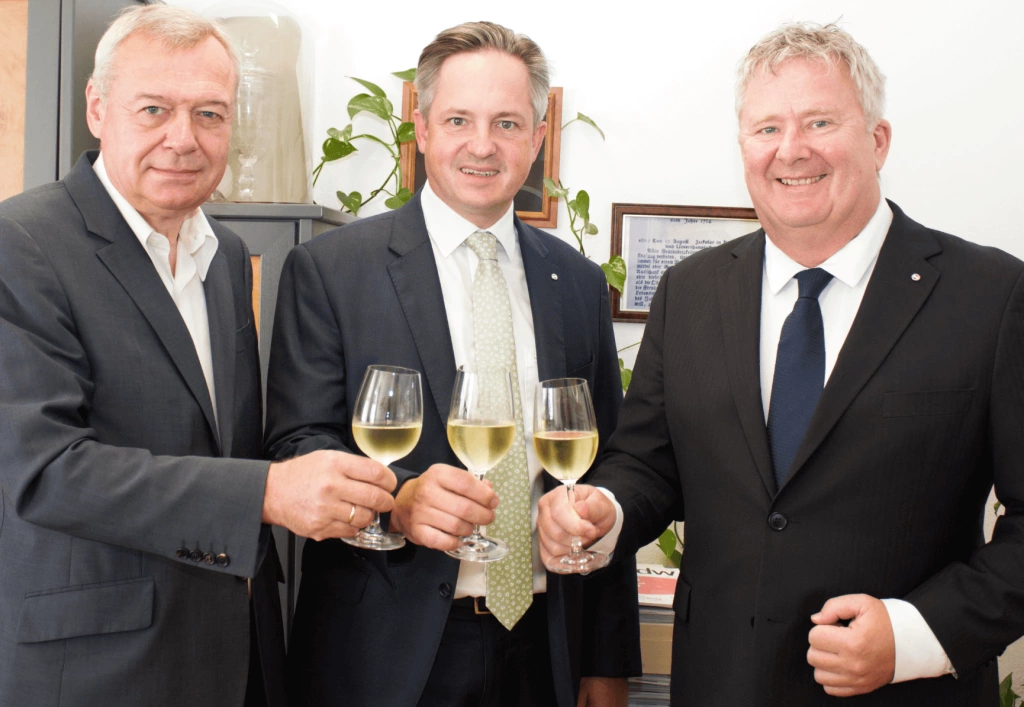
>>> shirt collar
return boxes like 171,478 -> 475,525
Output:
420,180 -> 517,259
93,153 -> 220,281
764,196 -> 893,295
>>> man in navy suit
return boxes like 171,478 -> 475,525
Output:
265,20 -> 640,707
538,22 -> 1024,706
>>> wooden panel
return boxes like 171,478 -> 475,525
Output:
251,255 -> 261,337
0,0 -> 28,200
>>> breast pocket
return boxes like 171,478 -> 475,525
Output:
881,389 -> 974,417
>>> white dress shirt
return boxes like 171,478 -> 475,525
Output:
759,196 -> 953,683
421,181 -> 619,598
93,154 -> 220,422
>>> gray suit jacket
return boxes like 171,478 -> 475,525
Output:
264,192 -> 641,707
0,153 -> 281,707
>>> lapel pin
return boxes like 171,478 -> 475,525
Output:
551,273 -> 558,280
911,273 -> 921,281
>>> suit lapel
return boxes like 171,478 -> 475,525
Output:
386,194 -> 458,425
518,219 -> 565,383
67,153 -> 222,451
782,203 -> 941,489
717,231 -> 776,497
204,251 -> 235,456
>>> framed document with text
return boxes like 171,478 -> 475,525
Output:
610,204 -> 759,322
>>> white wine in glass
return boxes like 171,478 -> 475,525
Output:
345,365 -> 423,551
445,368 -> 516,562
534,378 -> 609,574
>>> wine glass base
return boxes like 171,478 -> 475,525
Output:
343,530 -> 406,551
544,550 -> 610,575
445,535 -> 508,562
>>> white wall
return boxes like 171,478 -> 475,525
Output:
174,0 -> 1024,687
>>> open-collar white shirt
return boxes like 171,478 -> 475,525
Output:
93,154 -> 220,422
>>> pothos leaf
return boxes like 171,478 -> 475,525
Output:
348,76 -> 386,98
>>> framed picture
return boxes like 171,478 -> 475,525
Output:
400,83 -> 563,228
611,204 -> 760,322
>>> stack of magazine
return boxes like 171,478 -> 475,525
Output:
630,564 -> 678,706
628,674 -> 671,706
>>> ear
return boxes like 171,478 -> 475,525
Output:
531,120 -> 547,161
413,108 -> 428,154
85,80 -> 105,140
872,119 -> 892,172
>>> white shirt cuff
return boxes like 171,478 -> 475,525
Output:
588,487 -> 624,556
881,598 -> 956,683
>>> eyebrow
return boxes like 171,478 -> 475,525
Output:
132,93 -> 231,109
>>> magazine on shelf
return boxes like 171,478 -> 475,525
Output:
636,563 -> 679,608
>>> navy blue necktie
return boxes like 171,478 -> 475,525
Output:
767,268 -> 834,489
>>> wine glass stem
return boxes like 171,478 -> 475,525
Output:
362,511 -> 385,537
467,471 -> 486,542
566,481 -> 583,557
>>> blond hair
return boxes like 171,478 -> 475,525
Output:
736,22 -> 886,128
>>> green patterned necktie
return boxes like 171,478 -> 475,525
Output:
466,230 -> 533,630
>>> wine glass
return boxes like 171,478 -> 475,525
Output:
533,378 -> 609,574
445,367 -> 517,562
345,365 -> 423,551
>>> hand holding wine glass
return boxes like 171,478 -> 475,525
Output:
533,377 -> 609,574
345,365 -> 423,551
444,367 -> 516,562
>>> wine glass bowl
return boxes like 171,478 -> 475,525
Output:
534,377 -> 609,574
344,365 -> 423,551
445,368 -> 516,562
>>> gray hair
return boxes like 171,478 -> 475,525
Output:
736,22 -> 886,129
90,4 -> 239,101
414,21 -> 550,125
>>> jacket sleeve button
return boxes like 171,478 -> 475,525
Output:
203,552 -> 216,565
439,583 -> 452,599
176,547 -> 190,560
216,553 -> 230,568
189,549 -> 204,562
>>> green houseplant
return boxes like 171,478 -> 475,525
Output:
311,69 -> 417,215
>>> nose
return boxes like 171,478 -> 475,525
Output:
466,123 -> 497,159
775,127 -> 811,164
163,109 -> 199,154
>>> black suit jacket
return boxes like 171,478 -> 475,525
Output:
0,153 -> 286,707
590,202 -> 1024,706
264,192 -> 642,707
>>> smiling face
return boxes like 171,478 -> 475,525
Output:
738,57 -> 891,261
413,49 -> 546,229
85,33 -> 235,237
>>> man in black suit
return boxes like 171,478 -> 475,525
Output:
0,6 -> 397,706
264,21 -> 640,707
538,22 -> 1024,706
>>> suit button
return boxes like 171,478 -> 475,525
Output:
189,549 -> 204,562
768,512 -> 788,531
203,552 -> 216,565
176,547 -> 190,560
216,553 -> 230,568
439,583 -> 452,599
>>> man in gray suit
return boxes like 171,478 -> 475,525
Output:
0,6 -> 397,707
